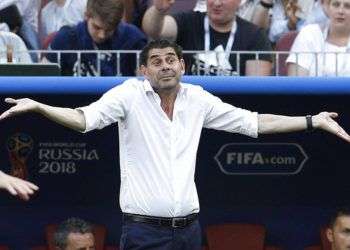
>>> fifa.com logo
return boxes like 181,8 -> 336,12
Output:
214,143 -> 308,175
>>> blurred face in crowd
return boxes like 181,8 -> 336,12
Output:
64,232 -> 95,250
207,0 -> 241,27
86,15 -> 115,44
328,0 -> 350,30
141,47 -> 185,93
327,215 -> 350,250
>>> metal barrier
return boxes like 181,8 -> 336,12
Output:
1,49 -> 350,76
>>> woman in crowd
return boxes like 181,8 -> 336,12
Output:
287,0 -> 350,76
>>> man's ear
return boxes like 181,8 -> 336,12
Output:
180,58 -> 185,75
327,227 -> 334,243
140,65 -> 147,76
84,11 -> 89,21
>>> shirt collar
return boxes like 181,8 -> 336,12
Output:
142,79 -> 188,96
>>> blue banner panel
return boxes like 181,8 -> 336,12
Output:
0,77 -> 350,250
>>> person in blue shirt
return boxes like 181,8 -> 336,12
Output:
46,0 -> 147,76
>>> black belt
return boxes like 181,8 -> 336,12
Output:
123,213 -> 198,228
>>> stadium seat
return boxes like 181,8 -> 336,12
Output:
275,31 -> 298,76
206,223 -> 266,250
0,246 -> 9,250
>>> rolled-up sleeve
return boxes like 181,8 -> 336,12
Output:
202,90 -> 258,138
76,80 -> 137,133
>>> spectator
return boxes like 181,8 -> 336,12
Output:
269,0 -> 328,43
41,0 -> 68,39
0,0 -> 40,32
240,0 -> 273,30
41,0 -> 88,40
0,0 -> 41,61
123,0 -> 149,28
326,207 -> 350,250
54,217 -> 95,250
286,0 -> 350,76
0,4 -> 23,34
193,0 -> 273,29
0,23 -> 32,63
0,170 -> 38,200
62,0 -> 87,27
46,0 -> 147,76
142,0 -> 272,76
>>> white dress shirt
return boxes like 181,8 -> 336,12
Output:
78,78 -> 258,217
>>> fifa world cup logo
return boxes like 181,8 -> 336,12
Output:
6,133 -> 33,180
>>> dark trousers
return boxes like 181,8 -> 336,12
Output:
120,218 -> 202,250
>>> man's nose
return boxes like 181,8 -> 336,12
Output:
98,30 -> 106,40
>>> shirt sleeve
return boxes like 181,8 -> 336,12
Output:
76,80 -> 137,133
201,89 -> 258,138
247,27 -> 273,62
286,25 -> 319,71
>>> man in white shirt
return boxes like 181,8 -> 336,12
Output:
0,40 -> 349,250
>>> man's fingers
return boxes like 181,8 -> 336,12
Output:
12,183 -> 31,201
337,131 -> 350,143
0,108 -> 16,120
26,181 -> 39,191
6,184 -> 18,196
4,98 -> 17,104
329,112 -> 338,118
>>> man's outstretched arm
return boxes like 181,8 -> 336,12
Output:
0,170 -> 39,201
0,98 -> 86,132
258,112 -> 350,142
142,0 -> 178,41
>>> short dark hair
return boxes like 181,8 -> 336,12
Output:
0,5 -> 22,33
54,217 -> 93,249
86,0 -> 124,29
328,207 -> 350,228
140,39 -> 183,66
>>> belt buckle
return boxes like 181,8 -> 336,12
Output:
171,217 -> 186,228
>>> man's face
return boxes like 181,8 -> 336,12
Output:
141,47 -> 185,92
207,0 -> 241,26
64,232 -> 95,250
86,15 -> 115,44
327,216 -> 350,250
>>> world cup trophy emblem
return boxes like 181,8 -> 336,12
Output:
6,133 -> 33,180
